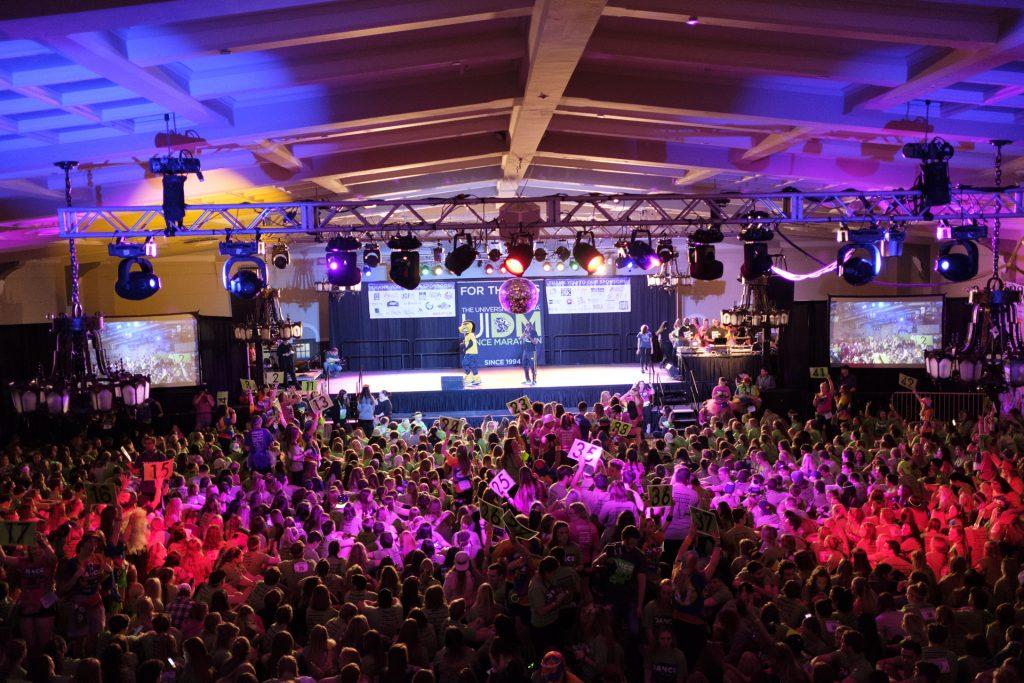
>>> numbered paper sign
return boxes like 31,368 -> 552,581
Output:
142,459 -> 174,481
488,469 -> 517,500
239,379 -> 257,392
506,396 -> 532,416
645,484 -> 673,508
308,393 -> 333,413
216,391 -> 229,407
265,371 -> 285,386
567,439 -> 603,466
300,380 -> 317,393
0,521 -> 37,546
610,420 -> 632,438
809,367 -> 830,379
691,507 -> 720,538
86,482 -> 118,506
898,373 -> 918,391
480,500 -> 506,528
501,510 -> 538,540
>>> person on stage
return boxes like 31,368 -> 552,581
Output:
520,321 -> 540,386
636,324 -> 653,372
652,321 -> 668,367
458,320 -> 481,387
275,337 -> 298,386
323,346 -> 343,377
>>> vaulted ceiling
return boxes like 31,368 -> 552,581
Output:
1,0 -> 1023,249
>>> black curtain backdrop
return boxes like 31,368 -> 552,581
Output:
328,276 -> 676,371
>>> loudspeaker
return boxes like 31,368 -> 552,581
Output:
765,275 -> 794,307
441,376 -> 465,391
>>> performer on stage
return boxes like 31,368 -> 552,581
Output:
323,346 -> 343,377
275,337 -> 298,386
636,324 -> 653,372
520,321 -> 540,386
458,320 -> 481,387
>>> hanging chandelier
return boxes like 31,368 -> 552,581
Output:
720,275 -> 791,328
646,243 -> 693,292
8,162 -> 150,417
232,287 -> 303,343
925,140 -> 1024,389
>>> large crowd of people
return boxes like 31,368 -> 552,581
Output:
0,376 -> 1022,683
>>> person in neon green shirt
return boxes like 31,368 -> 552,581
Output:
458,320 -> 481,387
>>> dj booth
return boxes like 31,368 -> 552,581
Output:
676,347 -> 762,391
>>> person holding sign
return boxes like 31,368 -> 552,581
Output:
458,319 -> 482,387
0,532 -> 58,649
520,321 -> 541,386
812,372 -> 835,422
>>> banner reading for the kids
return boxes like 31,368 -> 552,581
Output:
456,280 -> 545,368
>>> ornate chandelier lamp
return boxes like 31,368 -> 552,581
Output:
721,275 -> 791,329
9,162 -> 150,416
646,243 -> 693,292
232,287 -> 302,343
925,140 -> 1024,389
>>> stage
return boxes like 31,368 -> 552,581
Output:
315,364 -> 682,417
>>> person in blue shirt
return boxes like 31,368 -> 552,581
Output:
323,346 -> 343,377
245,415 -> 274,473
637,324 -> 653,372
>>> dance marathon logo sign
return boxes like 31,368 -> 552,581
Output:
456,281 -> 545,367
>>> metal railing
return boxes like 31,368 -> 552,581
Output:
547,331 -> 622,365
412,337 -> 461,368
890,391 -> 990,421
342,339 -> 412,371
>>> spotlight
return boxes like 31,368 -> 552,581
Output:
903,137 -> 954,207
739,214 -> 774,280
570,260 -> 580,271
326,236 -> 361,287
628,229 -> 661,270
488,248 -> 502,262
686,15 -> 699,25
935,239 -> 978,282
504,232 -> 533,276
432,245 -> 444,263
484,263 -> 495,275
687,224 -> 724,280
656,238 -> 677,263
881,227 -> 905,258
388,233 -> 422,290
573,230 -> 604,274
534,246 -> 547,263
271,243 -> 290,270
112,255 -> 161,300
220,240 -> 267,299
543,262 -> 552,272
161,174 -> 186,230
556,262 -> 565,271
554,245 -> 570,263
445,232 -> 477,275
836,227 -> 883,286
363,243 -> 381,268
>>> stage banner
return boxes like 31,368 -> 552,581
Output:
545,277 -> 631,314
455,280 -> 545,368
367,281 -> 456,319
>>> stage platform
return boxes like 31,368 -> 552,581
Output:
316,364 -> 683,417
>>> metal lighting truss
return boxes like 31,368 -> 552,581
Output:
57,187 -> 1024,240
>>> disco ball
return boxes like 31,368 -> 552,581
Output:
498,278 -> 539,314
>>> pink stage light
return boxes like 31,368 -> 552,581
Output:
771,262 -> 836,282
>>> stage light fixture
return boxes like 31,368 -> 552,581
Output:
556,262 -> 565,271
432,245 -> 444,262
687,224 -> 724,281
570,260 -> 579,271
739,214 -> 775,280
543,262 -> 552,272
554,245 -> 570,263
573,230 -> 604,274
903,137 -> 954,207
445,232 -> 477,275
109,241 -> 161,300
220,240 -> 267,299
488,248 -> 502,262
363,243 -> 381,268
935,239 -> 979,282
836,226 -> 883,286
534,246 -> 548,263
484,263 -> 495,275
388,233 -> 422,290
627,228 -> 661,270
656,238 -> 676,263
326,235 -> 361,287
271,243 -> 290,270
503,232 -> 533,276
